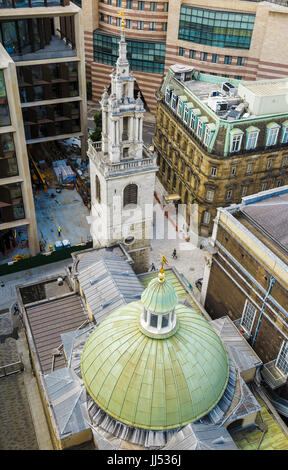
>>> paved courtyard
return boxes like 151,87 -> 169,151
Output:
35,188 -> 91,251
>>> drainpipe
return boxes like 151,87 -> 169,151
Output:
252,275 -> 275,348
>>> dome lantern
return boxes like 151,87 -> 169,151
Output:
140,255 -> 178,336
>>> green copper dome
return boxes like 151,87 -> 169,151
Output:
81,301 -> 229,431
141,275 -> 178,314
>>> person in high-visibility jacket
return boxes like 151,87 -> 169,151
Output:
57,226 -> 61,237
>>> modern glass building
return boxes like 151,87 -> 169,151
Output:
93,31 -> 166,74
0,0 -> 86,258
178,6 -> 255,49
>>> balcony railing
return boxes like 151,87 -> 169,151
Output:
88,139 -> 157,176
261,360 -> 287,389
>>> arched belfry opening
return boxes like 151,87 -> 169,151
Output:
123,183 -> 138,206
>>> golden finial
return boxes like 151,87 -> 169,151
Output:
158,253 -> 168,283
118,11 -> 125,31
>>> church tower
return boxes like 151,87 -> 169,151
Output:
88,16 -> 158,272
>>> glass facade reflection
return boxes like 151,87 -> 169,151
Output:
0,0 -> 66,8
0,133 -> 18,178
23,101 -> 81,140
0,18 -> 53,56
93,31 -> 166,74
0,183 -> 24,223
0,70 -> 11,127
17,62 -> 79,103
0,17 -> 75,60
178,6 -> 255,49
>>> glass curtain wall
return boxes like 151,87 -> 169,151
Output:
17,62 -> 78,103
0,70 -> 10,127
93,31 -> 166,74
0,182 -> 24,223
179,6 -> 255,49
0,17 -> 76,60
0,0 -> 65,8
23,101 -> 81,139
0,133 -> 18,178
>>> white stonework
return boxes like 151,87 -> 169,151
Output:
88,30 -> 158,271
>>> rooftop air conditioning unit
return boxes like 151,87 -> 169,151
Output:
209,90 -> 221,98
222,82 -> 237,96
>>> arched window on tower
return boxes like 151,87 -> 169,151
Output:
95,175 -> 101,203
123,183 -> 138,206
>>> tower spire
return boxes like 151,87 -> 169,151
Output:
117,11 -> 128,69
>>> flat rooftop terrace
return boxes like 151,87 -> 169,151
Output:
235,190 -> 288,263
184,79 -> 224,102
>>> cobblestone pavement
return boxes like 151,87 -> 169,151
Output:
0,333 -> 39,451
0,373 -> 38,450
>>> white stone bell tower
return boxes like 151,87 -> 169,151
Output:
88,18 -> 158,272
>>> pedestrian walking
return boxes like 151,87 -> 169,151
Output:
57,226 -> 61,237
172,248 -> 177,259
0,281 -> 4,287
150,263 -> 156,271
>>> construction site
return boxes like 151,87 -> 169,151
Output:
0,138 -> 91,265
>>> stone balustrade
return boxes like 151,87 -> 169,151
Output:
88,139 -> 157,176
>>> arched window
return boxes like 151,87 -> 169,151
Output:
123,183 -> 138,206
95,175 -> 101,203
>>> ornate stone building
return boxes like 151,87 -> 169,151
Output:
88,27 -> 157,272
154,66 -> 288,237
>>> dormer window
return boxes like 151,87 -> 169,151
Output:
177,96 -> 187,117
190,111 -> 196,130
177,99 -> 183,116
230,128 -> 243,153
282,120 -> 288,144
204,127 -> 211,146
183,105 -> 189,123
246,126 -> 259,150
204,123 -> 216,147
189,108 -> 201,131
196,119 -> 204,138
165,87 -> 171,104
171,92 -> 177,110
266,123 -> 280,147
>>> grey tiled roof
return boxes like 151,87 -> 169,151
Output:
210,316 -> 262,373
163,422 -> 237,450
242,191 -> 288,252
44,368 -> 90,439
77,253 -> 144,323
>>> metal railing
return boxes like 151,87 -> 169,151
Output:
0,360 -> 24,378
